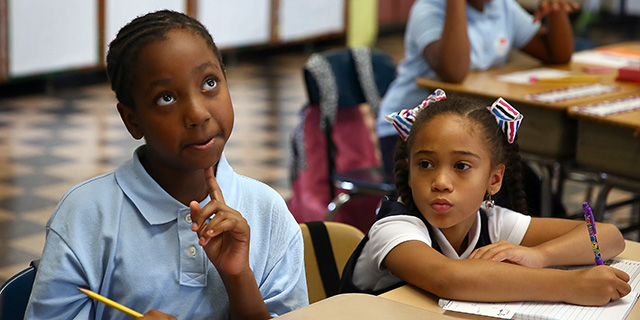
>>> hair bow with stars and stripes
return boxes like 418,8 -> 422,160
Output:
488,97 -> 523,144
384,89 -> 446,141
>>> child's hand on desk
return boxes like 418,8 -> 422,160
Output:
533,0 -> 580,22
468,240 -> 546,268
190,166 -> 251,277
565,266 -> 631,305
139,310 -> 178,320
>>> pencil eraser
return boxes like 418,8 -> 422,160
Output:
583,66 -> 612,74
529,76 -> 539,83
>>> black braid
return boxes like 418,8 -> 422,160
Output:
503,137 -> 528,214
105,10 -> 224,108
391,94 -> 528,214
393,140 -> 420,216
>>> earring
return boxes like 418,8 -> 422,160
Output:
483,193 -> 495,209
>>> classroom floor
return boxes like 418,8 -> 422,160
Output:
0,18 -> 638,285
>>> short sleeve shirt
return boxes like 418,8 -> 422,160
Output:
376,0 -> 540,138
24,147 -> 308,319
352,205 -> 531,292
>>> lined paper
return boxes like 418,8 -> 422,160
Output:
439,258 -> 640,320
525,84 -> 620,103
572,96 -> 640,116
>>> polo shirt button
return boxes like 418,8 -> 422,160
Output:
187,246 -> 197,256
185,214 -> 192,224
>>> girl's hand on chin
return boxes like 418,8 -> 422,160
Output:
190,166 -> 251,277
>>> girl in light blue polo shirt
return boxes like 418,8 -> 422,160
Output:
25,10 -> 308,320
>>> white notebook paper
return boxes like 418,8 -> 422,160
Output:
573,96 -> 640,117
439,259 -> 640,320
524,83 -> 619,103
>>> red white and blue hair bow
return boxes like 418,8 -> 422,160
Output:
488,98 -> 523,144
384,89 -> 446,141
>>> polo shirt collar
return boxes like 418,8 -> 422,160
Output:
115,146 -> 234,225
430,210 -> 481,259
467,0 -> 501,19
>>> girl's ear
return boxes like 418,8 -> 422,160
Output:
487,163 -> 506,195
117,103 -> 144,140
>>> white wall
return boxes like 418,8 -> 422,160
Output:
104,0 -> 186,59
5,1 -> 347,79
279,0 -> 345,42
199,1 -> 271,49
9,0 -> 98,77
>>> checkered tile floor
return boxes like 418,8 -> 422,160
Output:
0,31 -> 638,285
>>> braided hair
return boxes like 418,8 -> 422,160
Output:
393,95 -> 528,216
106,10 -> 224,108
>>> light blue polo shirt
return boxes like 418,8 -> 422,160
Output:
376,0 -> 540,138
25,147 -> 308,319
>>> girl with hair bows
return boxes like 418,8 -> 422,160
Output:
341,90 -> 629,306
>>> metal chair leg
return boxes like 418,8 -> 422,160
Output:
539,164 -> 553,217
593,183 -> 613,222
326,193 -> 351,221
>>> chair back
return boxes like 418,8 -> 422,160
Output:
300,221 -> 365,304
0,260 -> 39,320
303,47 -> 396,130
289,48 -> 396,232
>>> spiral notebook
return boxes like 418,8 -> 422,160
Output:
438,258 -> 640,320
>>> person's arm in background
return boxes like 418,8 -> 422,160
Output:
521,0 -> 580,64
423,0 -> 471,83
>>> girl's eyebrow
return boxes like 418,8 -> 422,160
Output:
413,150 -> 435,157
452,150 -> 481,159
147,78 -> 171,94
146,61 -> 221,93
195,61 -> 221,73
413,149 -> 480,159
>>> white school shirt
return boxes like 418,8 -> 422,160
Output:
353,205 -> 531,292
376,0 -> 540,139
25,147 -> 308,319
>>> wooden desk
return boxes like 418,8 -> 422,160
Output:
566,97 -> 640,221
416,43 -> 640,158
276,293 -> 458,319
568,101 -> 640,180
379,240 -> 640,319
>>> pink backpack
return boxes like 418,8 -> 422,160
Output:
288,47 -> 396,232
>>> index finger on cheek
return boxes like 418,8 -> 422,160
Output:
205,166 -> 225,204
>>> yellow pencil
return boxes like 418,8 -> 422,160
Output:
78,287 -> 144,318
530,75 -> 599,83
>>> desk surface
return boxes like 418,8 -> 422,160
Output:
277,293 -> 459,319
416,42 -> 640,111
567,42 -> 640,129
379,240 -> 640,319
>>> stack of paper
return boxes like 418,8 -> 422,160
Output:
439,259 -> 640,320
